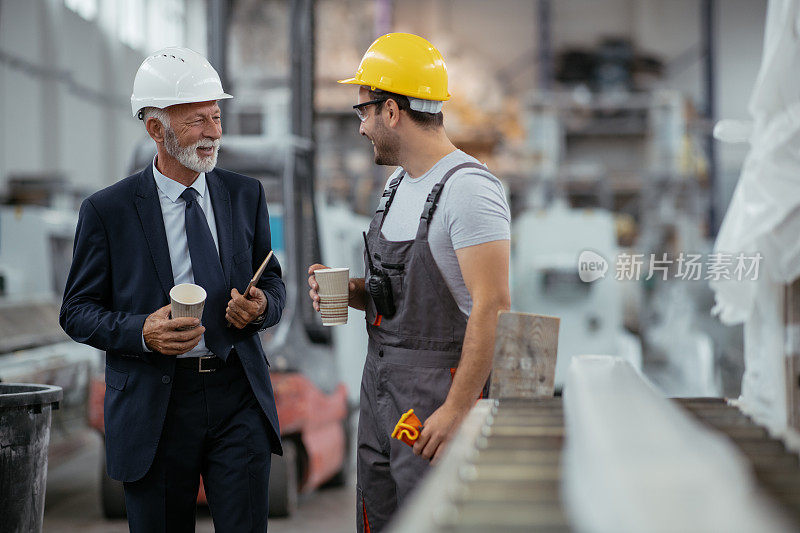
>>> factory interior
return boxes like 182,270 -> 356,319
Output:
3,0 -> 800,531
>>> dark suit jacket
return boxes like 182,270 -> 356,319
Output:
60,164 -> 286,482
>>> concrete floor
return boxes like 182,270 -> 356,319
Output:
43,432 -> 356,532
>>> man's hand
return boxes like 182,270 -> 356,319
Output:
412,402 -> 470,464
307,263 -> 358,312
143,304 -> 205,355
226,287 -> 267,329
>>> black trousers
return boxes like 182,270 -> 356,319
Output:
123,353 -> 272,532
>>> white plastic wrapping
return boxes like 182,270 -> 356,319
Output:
737,276 -> 789,433
711,0 -> 800,324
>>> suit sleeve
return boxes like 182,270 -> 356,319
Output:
243,182 -> 286,333
59,198 -> 150,355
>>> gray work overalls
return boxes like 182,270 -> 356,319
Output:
356,162 -> 488,532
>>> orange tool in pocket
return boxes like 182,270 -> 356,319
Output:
391,409 -> 423,447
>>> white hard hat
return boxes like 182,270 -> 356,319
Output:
130,47 -> 233,119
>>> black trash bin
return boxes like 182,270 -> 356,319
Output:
0,383 -> 63,533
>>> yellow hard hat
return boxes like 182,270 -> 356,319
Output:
338,33 -> 450,102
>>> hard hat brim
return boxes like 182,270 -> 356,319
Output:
336,77 -> 450,101
131,93 -> 233,118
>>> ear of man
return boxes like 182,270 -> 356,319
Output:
383,98 -> 402,128
145,115 -> 167,144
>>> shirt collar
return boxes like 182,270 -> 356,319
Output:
403,149 -> 463,182
152,156 -> 207,203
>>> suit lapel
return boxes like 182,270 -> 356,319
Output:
134,165 -> 174,300
206,170 -> 234,289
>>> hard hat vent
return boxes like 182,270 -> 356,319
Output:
160,54 -> 185,63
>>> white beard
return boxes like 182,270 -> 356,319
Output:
164,128 -> 220,173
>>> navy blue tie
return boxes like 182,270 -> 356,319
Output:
180,188 -> 231,360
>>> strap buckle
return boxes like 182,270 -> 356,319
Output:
198,355 -> 217,373
376,173 -> 405,214
420,184 -> 444,220
377,192 -> 391,213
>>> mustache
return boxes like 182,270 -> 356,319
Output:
193,138 -> 221,150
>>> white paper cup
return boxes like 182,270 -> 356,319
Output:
314,268 -> 350,295
318,294 -> 349,302
318,302 -> 348,325
314,268 -> 349,326
169,283 -> 206,326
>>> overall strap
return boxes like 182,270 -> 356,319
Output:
416,162 -> 488,240
375,172 -> 405,229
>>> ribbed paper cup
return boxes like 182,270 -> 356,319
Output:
314,268 -> 349,326
319,303 -> 348,325
319,294 -> 349,303
169,283 -> 206,328
314,268 -> 350,295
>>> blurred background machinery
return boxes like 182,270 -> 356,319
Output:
512,203 -> 642,387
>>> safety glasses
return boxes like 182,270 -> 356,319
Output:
353,98 -> 387,122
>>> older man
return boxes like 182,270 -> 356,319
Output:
60,47 -> 285,532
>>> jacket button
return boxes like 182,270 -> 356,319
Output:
162,375 -> 171,384
379,349 -> 384,358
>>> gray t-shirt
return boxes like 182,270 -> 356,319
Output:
380,150 -> 510,316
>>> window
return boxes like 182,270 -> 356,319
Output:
147,0 -> 187,52
239,112 -> 265,135
107,0 -> 188,52
65,0 -> 98,21
118,0 -> 145,49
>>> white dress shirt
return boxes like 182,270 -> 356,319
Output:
142,157 -> 220,358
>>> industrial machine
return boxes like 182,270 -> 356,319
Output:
0,206 -> 100,465
387,362 -> 800,532
511,202 -> 642,387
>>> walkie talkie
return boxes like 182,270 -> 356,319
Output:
363,232 -> 396,319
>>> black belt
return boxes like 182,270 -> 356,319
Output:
175,355 -> 224,373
